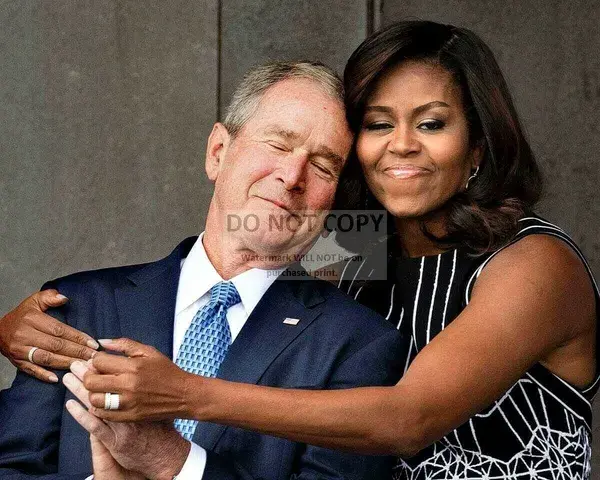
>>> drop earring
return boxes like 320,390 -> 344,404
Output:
465,166 -> 480,189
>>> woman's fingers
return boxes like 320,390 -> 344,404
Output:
26,346 -> 80,370
26,331 -> 97,361
97,338 -> 155,357
92,352 -> 140,375
65,365 -> 132,416
13,359 -> 59,383
32,311 -> 99,350
31,289 -> 69,310
0,289 -> 99,380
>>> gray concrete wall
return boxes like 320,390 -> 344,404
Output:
1,0 -> 599,474
0,0 -> 219,382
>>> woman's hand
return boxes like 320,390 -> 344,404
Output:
78,338 -> 196,422
0,289 -> 99,382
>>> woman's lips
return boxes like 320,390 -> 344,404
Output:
382,165 -> 432,179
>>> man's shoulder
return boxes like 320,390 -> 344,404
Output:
41,237 -> 196,295
284,273 -> 394,335
323,281 -> 392,328
44,262 -> 150,290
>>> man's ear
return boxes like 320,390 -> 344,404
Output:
205,123 -> 231,182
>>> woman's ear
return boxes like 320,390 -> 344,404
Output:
205,123 -> 231,182
471,139 -> 485,170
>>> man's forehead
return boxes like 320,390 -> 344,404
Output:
260,78 -> 342,110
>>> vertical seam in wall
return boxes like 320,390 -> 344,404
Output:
216,0 -> 222,121
367,0 -> 383,35
366,0 -> 373,36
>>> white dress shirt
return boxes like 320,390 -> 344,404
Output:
84,234 -> 284,479
174,234 -> 284,479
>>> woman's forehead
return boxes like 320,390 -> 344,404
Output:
368,61 -> 461,106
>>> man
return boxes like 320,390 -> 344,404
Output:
0,61 -> 404,479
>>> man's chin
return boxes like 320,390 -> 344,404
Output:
240,233 -> 315,268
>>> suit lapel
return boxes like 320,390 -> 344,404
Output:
192,266 -> 327,450
114,237 -> 197,358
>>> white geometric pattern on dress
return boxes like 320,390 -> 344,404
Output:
393,425 -> 591,480
392,377 -> 592,479
174,281 -> 241,440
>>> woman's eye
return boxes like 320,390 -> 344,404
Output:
363,122 -> 393,131
417,119 -> 445,131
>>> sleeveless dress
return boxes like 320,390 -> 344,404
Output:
337,216 -> 600,479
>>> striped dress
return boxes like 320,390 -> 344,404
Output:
337,216 -> 599,480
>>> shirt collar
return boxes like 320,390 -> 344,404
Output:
176,233 -> 285,316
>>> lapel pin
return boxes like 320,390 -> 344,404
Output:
283,317 -> 300,326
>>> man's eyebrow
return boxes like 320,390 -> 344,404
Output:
364,101 -> 451,116
264,127 -> 301,140
313,146 -> 345,170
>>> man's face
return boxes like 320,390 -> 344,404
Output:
206,78 -> 353,262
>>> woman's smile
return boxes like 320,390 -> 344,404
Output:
381,164 -> 433,179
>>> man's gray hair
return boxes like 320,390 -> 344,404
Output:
223,61 -> 344,137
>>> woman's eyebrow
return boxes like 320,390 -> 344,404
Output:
413,101 -> 450,116
364,101 -> 450,116
363,105 -> 394,114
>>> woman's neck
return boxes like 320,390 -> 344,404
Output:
393,215 -> 449,258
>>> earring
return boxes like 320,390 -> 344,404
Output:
465,166 -> 480,190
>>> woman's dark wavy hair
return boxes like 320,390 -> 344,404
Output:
333,20 -> 543,254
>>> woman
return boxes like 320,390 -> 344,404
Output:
2,20 -> 598,478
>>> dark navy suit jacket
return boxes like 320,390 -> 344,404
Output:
0,237 -> 406,479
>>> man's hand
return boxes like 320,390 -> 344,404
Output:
0,289 -> 99,382
80,338 -> 196,422
64,366 -> 190,480
90,434 -> 145,480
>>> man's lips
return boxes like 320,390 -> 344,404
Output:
256,196 -> 295,213
381,165 -> 433,179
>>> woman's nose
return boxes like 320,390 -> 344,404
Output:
388,126 -> 420,156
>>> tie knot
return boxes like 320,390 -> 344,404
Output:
209,281 -> 241,309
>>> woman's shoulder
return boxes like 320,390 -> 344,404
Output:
313,255 -> 364,286
468,217 -> 597,333
465,215 -> 598,301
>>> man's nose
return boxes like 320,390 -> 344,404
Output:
276,154 -> 307,192
388,125 -> 421,157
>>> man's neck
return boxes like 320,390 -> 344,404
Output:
202,220 -> 293,280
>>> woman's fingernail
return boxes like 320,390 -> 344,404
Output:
56,294 -> 68,301
49,374 -> 59,383
87,339 -> 100,349
98,339 -> 113,346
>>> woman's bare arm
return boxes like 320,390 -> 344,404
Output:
184,235 -> 596,455
84,234 -> 595,457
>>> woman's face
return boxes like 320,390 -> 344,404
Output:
356,60 -> 481,219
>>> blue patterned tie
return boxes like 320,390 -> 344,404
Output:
174,281 -> 241,440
